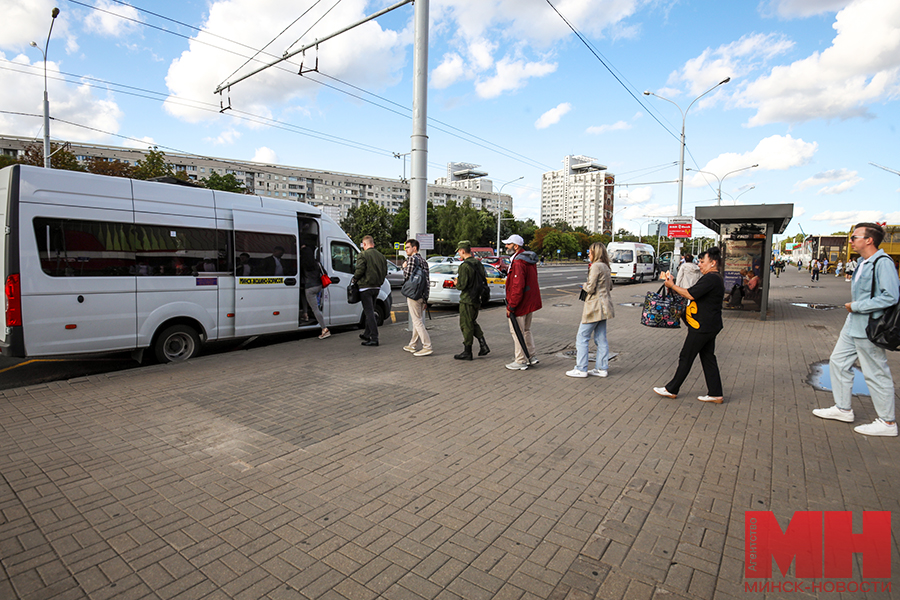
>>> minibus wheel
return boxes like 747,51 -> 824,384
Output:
154,324 -> 200,363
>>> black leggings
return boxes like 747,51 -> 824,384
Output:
666,329 -> 723,396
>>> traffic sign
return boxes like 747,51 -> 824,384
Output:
416,233 -> 434,250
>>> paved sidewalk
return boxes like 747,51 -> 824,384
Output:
1,268 -> 898,600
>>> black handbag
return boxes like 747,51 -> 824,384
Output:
865,256 -> 900,351
578,288 -> 588,302
347,280 -> 361,304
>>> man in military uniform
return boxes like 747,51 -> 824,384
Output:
454,241 -> 490,360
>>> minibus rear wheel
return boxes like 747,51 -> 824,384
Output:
154,324 -> 200,363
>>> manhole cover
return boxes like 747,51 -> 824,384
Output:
792,303 -> 838,310
807,360 -> 869,396
553,303 -> 572,307
618,302 -> 642,307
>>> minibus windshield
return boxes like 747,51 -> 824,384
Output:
610,250 -> 634,263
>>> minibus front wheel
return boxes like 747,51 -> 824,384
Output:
154,324 -> 200,363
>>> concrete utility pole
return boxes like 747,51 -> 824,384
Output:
408,0 -> 428,253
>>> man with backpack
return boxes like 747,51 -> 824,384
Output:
812,223 -> 899,437
453,241 -> 490,361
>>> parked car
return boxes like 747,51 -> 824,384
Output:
428,263 -> 506,305
386,260 -> 404,288
481,255 -> 510,275
427,255 -> 457,265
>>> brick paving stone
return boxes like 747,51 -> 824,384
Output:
2,270 -> 899,599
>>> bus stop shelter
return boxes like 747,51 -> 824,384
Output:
695,204 -> 793,321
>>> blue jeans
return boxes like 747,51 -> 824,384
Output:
575,320 -> 608,372
830,327 -> 895,421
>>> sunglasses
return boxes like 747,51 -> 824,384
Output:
849,235 -> 869,241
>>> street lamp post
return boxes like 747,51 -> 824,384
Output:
30,7 -> 60,169
496,176 -> 523,253
686,164 -> 758,205
722,185 -> 756,203
644,76 -> 730,267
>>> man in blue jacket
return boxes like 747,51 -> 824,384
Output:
813,223 -> 899,436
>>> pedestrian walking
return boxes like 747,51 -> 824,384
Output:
354,235 -> 387,347
675,253 -> 701,289
845,258 -> 857,282
401,239 -> 432,356
502,235 -> 542,370
812,223 -> 899,437
653,247 -> 726,403
566,242 -> 614,378
811,259 -> 820,281
299,239 -> 330,340
453,241 -> 490,360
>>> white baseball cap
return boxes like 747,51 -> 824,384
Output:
501,234 -> 524,246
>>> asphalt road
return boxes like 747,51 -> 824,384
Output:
0,263 -> 657,390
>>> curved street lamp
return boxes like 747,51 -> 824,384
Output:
496,176 -> 523,253
30,7 -> 60,169
722,185 -> 756,204
644,77 -> 730,265
686,164 -> 758,206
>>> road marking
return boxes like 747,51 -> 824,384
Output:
390,311 -> 397,323
566,276 -> 579,279
540,282 -> 581,290
0,357 -> 127,374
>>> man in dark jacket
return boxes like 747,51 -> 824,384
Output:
353,235 -> 387,346
503,235 -> 541,370
453,241 -> 490,360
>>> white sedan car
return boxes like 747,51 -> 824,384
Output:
428,263 -> 506,305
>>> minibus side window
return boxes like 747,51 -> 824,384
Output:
34,218 -> 136,277
234,231 -> 297,277
330,242 -> 357,274
135,225 -> 222,276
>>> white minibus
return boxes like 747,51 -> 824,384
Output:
607,242 -> 656,283
0,165 -> 392,362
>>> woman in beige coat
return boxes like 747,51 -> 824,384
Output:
566,242 -> 615,378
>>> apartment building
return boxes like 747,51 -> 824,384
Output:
0,136 -> 512,222
541,155 -> 614,234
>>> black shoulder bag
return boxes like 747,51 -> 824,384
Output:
865,256 -> 900,351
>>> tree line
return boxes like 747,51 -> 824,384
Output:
0,143 -> 245,192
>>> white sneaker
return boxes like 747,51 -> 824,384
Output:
402,345 -> 417,353
506,361 -> 529,370
529,357 -> 540,365
413,348 -> 433,357
653,387 -> 677,399
853,419 -> 898,437
587,369 -> 608,377
812,406 -> 855,423
565,369 -> 587,378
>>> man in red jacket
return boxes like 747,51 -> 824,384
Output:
503,235 -> 542,370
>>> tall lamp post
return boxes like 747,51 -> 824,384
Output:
685,164 -> 757,205
30,7 -> 60,169
644,76 -> 730,266
496,176 -> 523,253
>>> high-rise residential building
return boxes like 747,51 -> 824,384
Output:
0,136 -> 512,222
541,155 -> 614,234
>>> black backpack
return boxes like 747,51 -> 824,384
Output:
865,256 -> 900,351
476,266 -> 491,305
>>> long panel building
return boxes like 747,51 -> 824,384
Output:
0,136 -> 512,223
541,155 -> 614,234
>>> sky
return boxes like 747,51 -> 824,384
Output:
1,0 -> 899,240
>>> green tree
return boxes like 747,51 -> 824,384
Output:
202,171 -> 245,192
391,199 -> 410,243
22,143 -> 85,171
340,200 -> 393,248
133,147 -> 173,180
434,200 -> 460,253
0,155 -> 19,169
529,226 -> 556,254
85,157 -> 135,178
542,231 -> 580,259
454,198 -> 483,244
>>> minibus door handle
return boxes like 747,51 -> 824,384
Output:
330,276 -> 341,284
284,278 -> 296,286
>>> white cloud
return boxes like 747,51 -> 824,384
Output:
687,134 -> 817,188
810,209 -> 891,228
668,33 -> 794,99
535,103 -> 571,129
252,147 -> 278,164
0,52 -> 122,143
0,0 -> 77,54
793,206 -> 806,217
586,120 -> 631,135
475,57 -> 557,99
204,129 -> 242,145
432,53 -> 465,89
84,0 -> 141,37
794,168 -> 862,194
164,0 -> 405,123
739,0 -> 900,125
122,136 -> 156,149
762,0 -> 851,18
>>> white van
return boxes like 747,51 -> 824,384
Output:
0,165 -> 392,362
607,242 -> 656,283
